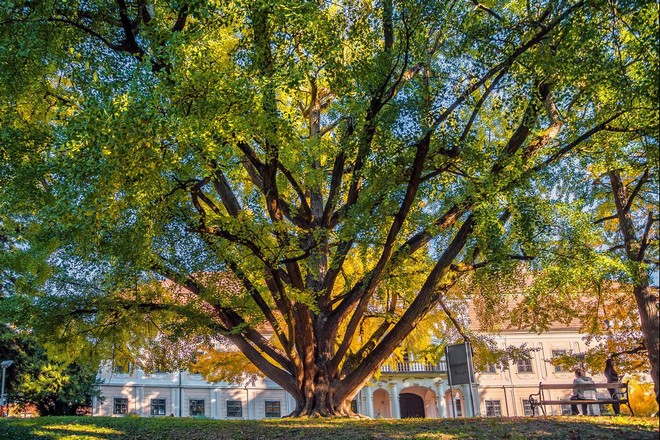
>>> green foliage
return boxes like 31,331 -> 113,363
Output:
0,0 -> 657,413
0,326 -> 102,416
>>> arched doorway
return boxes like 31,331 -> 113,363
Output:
398,385 -> 439,418
399,393 -> 425,418
444,388 -> 464,417
373,388 -> 392,418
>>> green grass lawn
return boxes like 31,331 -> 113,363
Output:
0,416 -> 658,440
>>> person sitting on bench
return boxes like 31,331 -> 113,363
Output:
570,368 -> 595,415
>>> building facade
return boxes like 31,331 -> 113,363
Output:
95,326 -> 606,418
474,329 -> 598,417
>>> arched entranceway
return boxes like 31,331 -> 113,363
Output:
399,386 -> 439,418
373,388 -> 392,418
399,393 -> 425,418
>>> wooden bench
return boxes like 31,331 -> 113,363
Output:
528,382 -> 632,416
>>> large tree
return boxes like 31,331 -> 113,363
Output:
0,1 -> 656,416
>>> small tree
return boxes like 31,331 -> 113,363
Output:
0,326 -> 102,416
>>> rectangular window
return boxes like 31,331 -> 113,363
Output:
517,358 -> 533,373
113,362 -> 132,375
522,399 -> 538,416
561,404 -> 572,416
552,350 -> 567,372
113,397 -> 128,415
454,398 -> 462,417
264,400 -> 281,418
350,399 -> 358,413
485,400 -> 501,417
189,399 -> 205,417
226,400 -> 242,418
486,364 -> 497,374
151,398 -> 166,416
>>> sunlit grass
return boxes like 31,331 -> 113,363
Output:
0,415 -> 658,439
44,424 -> 122,434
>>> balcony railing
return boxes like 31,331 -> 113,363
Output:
380,361 -> 447,374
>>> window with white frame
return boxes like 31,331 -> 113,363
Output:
523,399 -> 539,416
226,400 -> 243,418
551,350 -> 567,372
485,400 -> 502,417
113,397 -> 128,414
517,357 -> 533,373
151,398 -> 166,416
189,399 -> 205,417
265,400 -> 281,418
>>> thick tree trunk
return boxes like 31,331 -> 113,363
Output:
633,284 -> 660,409
288,368 -> 361,417
609,171 -> 660,408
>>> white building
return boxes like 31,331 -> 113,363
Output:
94,271 -> 622,418
95,317 -> 603,419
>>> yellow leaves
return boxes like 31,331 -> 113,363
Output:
625,376 -> 660,416
192,350 -> 261,384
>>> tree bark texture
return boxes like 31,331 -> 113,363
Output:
609,171 -> 660,407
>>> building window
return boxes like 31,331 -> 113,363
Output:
523,399 -> 538,416
113,362 -> 132,375
113,397 -> 128,415
264,400 -> 281,418
226,400 -> 242,418
189,399 -> 205,417
561,404 -> 572,415
486,364 -> 497,374
151,399 -> 166,416
485,400 -> 502,417
552,350 -> 567,372
454,398 -> 462,417
517,357 -> 533,373
350,399 -> 358,413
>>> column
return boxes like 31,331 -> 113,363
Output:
389,383 -> 400,419
538,342 -> 547,380
365,386 -> 374,418
463,384 -> 477,417
286,392 -> 294,417
471,383 -> 480,417
217,388 -> 225,419
171,388 -> 177,416
210,389 -> 216,419
180,388 -> 186,417
435,382 -> 446,418
135,386 -> 143,416
245,388 -> 250,419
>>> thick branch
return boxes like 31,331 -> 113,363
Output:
334,215 -> 475,403
330,132 -> 431,367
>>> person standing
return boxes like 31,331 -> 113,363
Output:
571,368 -> 595,415
604,358 -> 621,415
